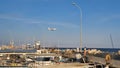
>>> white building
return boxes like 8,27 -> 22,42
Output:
34,41 -> 41,50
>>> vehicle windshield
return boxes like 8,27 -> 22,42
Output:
35,57 -> 51,61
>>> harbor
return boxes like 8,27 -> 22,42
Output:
0,35 -> 119,68
0,45 -> 120,68
0,0 -> 120,68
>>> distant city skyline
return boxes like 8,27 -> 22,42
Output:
0,0 -> 120,48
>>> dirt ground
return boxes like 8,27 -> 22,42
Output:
30,63 -> 93,68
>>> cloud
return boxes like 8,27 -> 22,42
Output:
45,22 -> 79,28
0,14 -> 39,22
90,14 -> 120,24
0,14 -> 24,21
0,14 -> 44,24
0,14 -> 79,28
85,13 -> 120,25
97,15 -> 120,24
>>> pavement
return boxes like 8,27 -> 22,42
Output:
29,63 -> 93,68
89,55 -> 120,68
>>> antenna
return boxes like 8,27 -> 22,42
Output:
110,34 -> 115,65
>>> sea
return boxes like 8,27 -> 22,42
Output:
0,48 -> 119,53
59,48 -> 120,53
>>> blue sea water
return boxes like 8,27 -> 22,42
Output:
59,48 -> 120,53
93,48 -> 120,53
0,48 -> 119,53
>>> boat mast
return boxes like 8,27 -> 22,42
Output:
110,34 -> 114,49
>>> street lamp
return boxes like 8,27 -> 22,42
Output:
72,2 -> 83,52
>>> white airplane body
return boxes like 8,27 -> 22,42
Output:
48,27 -> 56,31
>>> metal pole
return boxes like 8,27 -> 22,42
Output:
72,2 -> 82,52
110,34 -> 114,49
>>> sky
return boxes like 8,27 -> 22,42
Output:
0,0 -> 120,48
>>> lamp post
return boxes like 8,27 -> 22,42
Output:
72,2 -> 83,52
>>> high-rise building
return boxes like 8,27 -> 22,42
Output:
26,44 -> 31,50
9,40 -> 14,49
34,41 -> 41,50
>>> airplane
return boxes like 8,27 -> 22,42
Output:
48,27 -> 56,31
